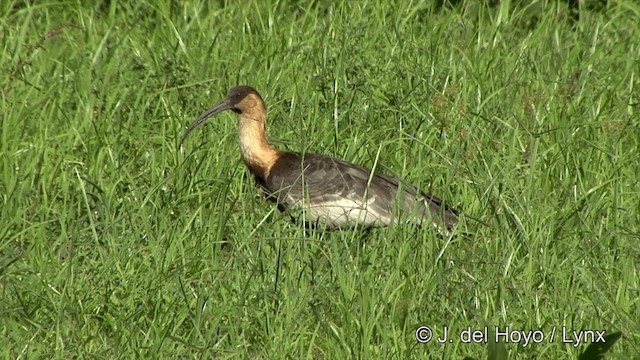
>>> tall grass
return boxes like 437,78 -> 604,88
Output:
1,0 -> 638,358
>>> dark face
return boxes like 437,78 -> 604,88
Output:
225,86 -> 255,113
179,85 -> 258,146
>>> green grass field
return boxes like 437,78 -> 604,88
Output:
1,0 -> 638,358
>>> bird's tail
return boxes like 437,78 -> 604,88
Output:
422,193 -> 459,235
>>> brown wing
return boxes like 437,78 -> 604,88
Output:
264,152 -> 458,231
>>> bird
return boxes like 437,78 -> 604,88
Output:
179,85 -> 459,234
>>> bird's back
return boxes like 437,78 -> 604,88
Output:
264,152 -> 458,231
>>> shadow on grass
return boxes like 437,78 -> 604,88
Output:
461,329 -> 622,360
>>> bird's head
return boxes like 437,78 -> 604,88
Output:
179,85 -> 264,146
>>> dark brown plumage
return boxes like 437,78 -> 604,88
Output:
180,85 -> 459,233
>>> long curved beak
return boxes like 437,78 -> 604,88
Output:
178,97 -> 235,147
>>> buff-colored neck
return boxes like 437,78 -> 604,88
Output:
237,108 -> 280,178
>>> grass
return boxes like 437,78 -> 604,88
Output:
1,0 -> 638,358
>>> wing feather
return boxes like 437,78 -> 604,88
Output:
264,152 -> 458,231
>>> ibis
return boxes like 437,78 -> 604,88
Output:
180,86 -> 459,233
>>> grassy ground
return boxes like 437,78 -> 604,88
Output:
1,0 -> 639,358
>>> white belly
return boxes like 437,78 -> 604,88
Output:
300,198 -> 393,228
